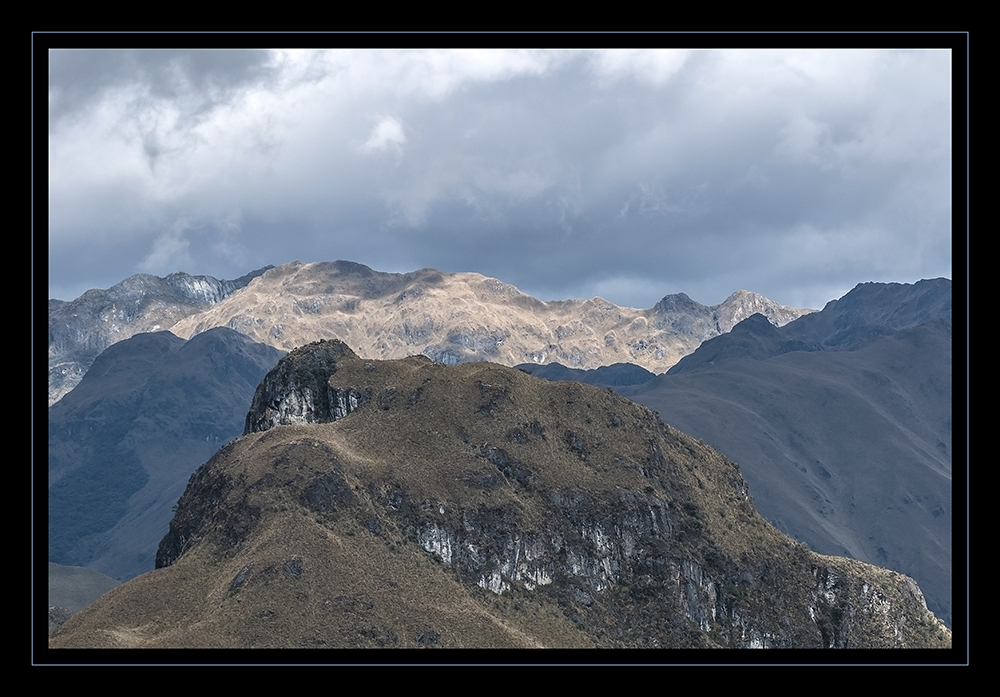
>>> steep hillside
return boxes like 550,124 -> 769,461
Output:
48,328 -> 284,581
168,260 -> 810,373
50,341 -> 950,649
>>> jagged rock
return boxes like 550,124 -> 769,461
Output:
243,340 -> 368,434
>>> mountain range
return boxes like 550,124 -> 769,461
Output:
44,262 -> 955,646
47,267 -> 272,405
48,260 -> 810,406
48,340 -> 950,649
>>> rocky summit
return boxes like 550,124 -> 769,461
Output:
49,340 -> 951,649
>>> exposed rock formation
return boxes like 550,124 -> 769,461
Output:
51,340 -> 950,648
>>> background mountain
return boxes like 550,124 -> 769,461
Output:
666,279 -> 952,374
47,267 -> 272,405
48,328 -> 284,582
607,279 -> 953,627
49,261 -> 808,397
515,362 -> 656,390
49,341 -> 950,649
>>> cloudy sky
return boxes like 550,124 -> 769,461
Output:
47,48 -> 953,310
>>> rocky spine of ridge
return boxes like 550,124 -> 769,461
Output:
84,340 -> 954,650
48,267 -> 273,405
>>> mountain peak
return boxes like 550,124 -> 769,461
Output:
653,292 -> 706,314
714,290 -> 810,334
730,312 -> 778,333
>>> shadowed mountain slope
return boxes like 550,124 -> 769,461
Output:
47,563 -> 120,636
514,361 -> 656,389
48,328 -> 284,581
613,279 -> 953,626
50,341 -> 950,649
166,260 -> 810,374
48,267 -> 272,405
48,562 -> 119,612
668,278 -> 951,374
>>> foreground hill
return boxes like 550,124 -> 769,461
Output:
616,279 -> 953,626
166,260 -> 810,373
48,267 -> 272,405
48,328 -> 284,581
50,341 -> 949,649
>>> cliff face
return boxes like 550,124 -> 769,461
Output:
52,341 -> 949,649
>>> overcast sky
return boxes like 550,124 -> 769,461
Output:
47,48 -> 953,310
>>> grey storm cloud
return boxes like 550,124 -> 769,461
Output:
48,48 -> 953,310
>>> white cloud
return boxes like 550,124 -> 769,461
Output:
138,218 -> 193,273
361,116 -> 406,154
49,48 -> 954,312
589,49 -> 691,86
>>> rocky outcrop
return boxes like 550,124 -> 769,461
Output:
243,340 -> 368,434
